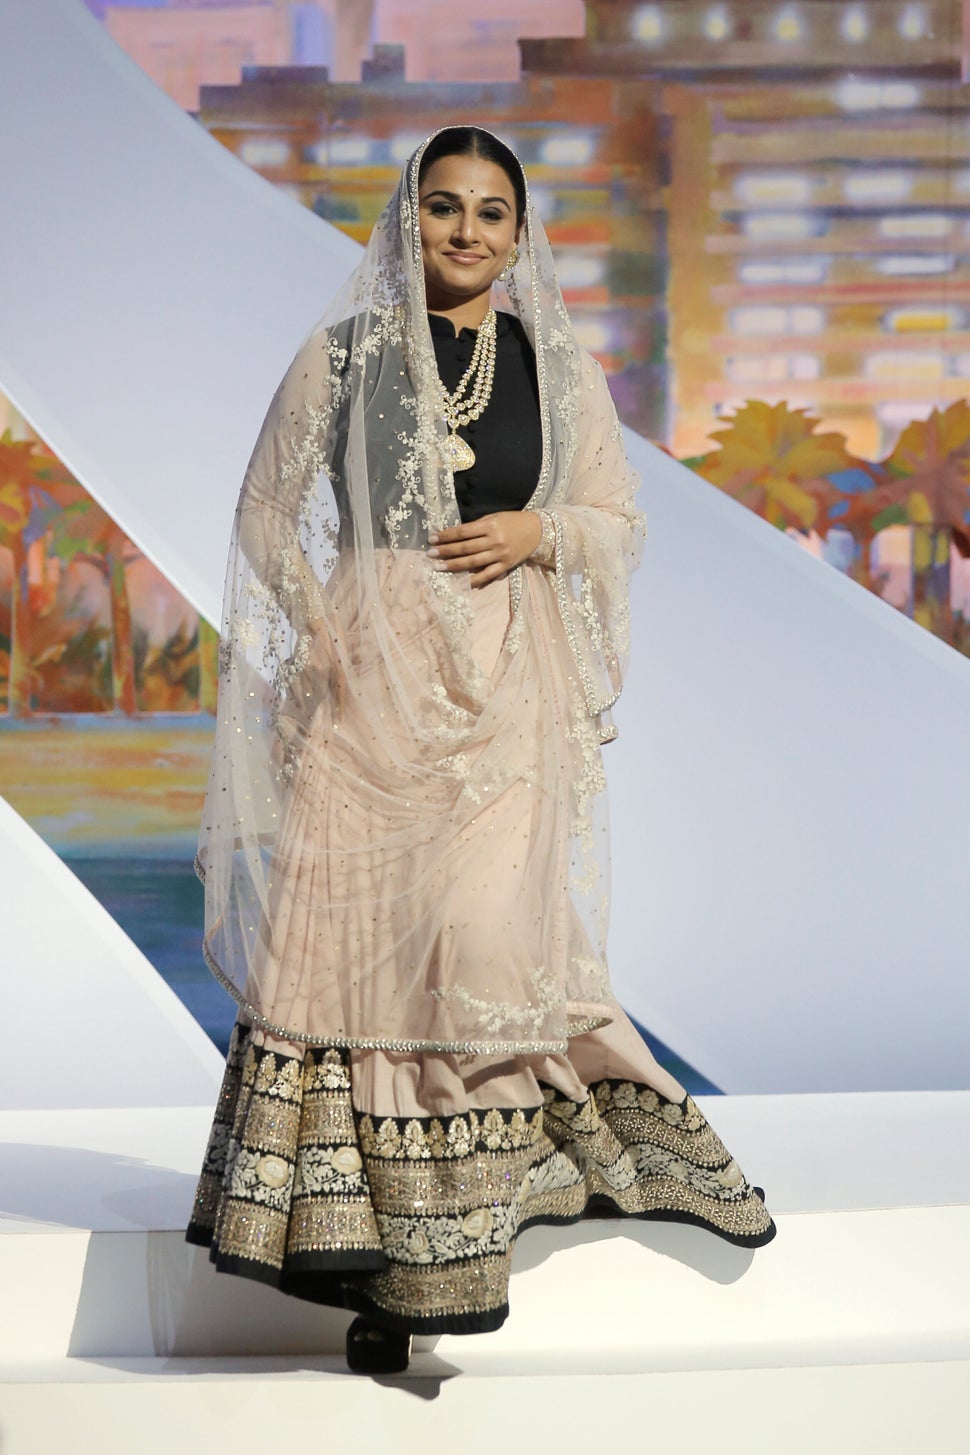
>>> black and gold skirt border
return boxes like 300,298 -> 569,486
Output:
185,1024 -> 776,1336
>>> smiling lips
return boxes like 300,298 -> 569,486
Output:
444,251 -> 487,265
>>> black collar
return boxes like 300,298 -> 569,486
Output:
427,310 -> 514,341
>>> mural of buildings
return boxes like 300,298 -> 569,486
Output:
87,1 -> 376,108
524,0 -> 970,462
373,0 -> 584,83
84,0 -> 585,106
521,1 -> 970,639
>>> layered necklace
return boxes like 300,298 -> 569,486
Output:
436,308 -> 497,472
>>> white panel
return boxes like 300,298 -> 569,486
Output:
0,797 -> 222,1109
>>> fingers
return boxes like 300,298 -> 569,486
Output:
430,519 -> 493,545
428,531 -> 492,560
427,535 -> 488,555
433,548 -> 503,573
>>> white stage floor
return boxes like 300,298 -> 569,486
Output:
3,1092 -> 969,1452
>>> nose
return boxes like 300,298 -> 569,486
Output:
451,208 -> 478,245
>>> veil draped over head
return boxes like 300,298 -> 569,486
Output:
197,126 -> 646,1054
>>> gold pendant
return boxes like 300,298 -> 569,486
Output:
443,431 -> 476,472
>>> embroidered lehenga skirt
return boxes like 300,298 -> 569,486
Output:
186,1011 -> 775,1335
187,573 -> 776,1332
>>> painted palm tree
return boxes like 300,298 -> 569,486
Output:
692,400 -> 855,539
689,398 -> 970,651
198,617 -> 219,714
885,403 -> 970,640
836,403 -> 970,643
0,432 -> 73,715
46,490 -> 139,716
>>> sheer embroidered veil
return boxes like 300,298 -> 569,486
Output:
197,126 -> 646,1053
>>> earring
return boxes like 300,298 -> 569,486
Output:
499,244 -> 519,281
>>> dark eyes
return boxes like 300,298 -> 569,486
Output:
427,203 -> 505,223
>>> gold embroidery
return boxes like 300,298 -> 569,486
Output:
357,1155 -> 537,1221
187,1026 -> 775,1335
363,1254 -> 514,1321
212,1199 -> 290,1268
288,1201 -> 381,1256
356,1104 -> 541,1162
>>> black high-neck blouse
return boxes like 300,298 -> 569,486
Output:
428,310 -> 542,523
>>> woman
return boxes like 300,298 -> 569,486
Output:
187,125 -> 776,1375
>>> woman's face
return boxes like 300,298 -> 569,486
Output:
418,153 -> 520,310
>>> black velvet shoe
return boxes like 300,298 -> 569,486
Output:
346,1316 -> 412,1375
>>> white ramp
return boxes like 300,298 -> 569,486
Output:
0,797 -> 221,1109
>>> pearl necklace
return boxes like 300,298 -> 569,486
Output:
437,308 -> 497,472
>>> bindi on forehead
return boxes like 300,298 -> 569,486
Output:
421,186 -> 511,209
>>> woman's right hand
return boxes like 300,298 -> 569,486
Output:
427,510 -> 543,587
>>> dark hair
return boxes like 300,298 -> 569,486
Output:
417,127 -> 527,226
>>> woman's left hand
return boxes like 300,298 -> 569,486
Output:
428,510 -> 542,588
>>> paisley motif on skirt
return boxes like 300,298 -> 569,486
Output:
186,1022 -> 776,1335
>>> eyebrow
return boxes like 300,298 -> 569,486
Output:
421,189 -> 512,209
